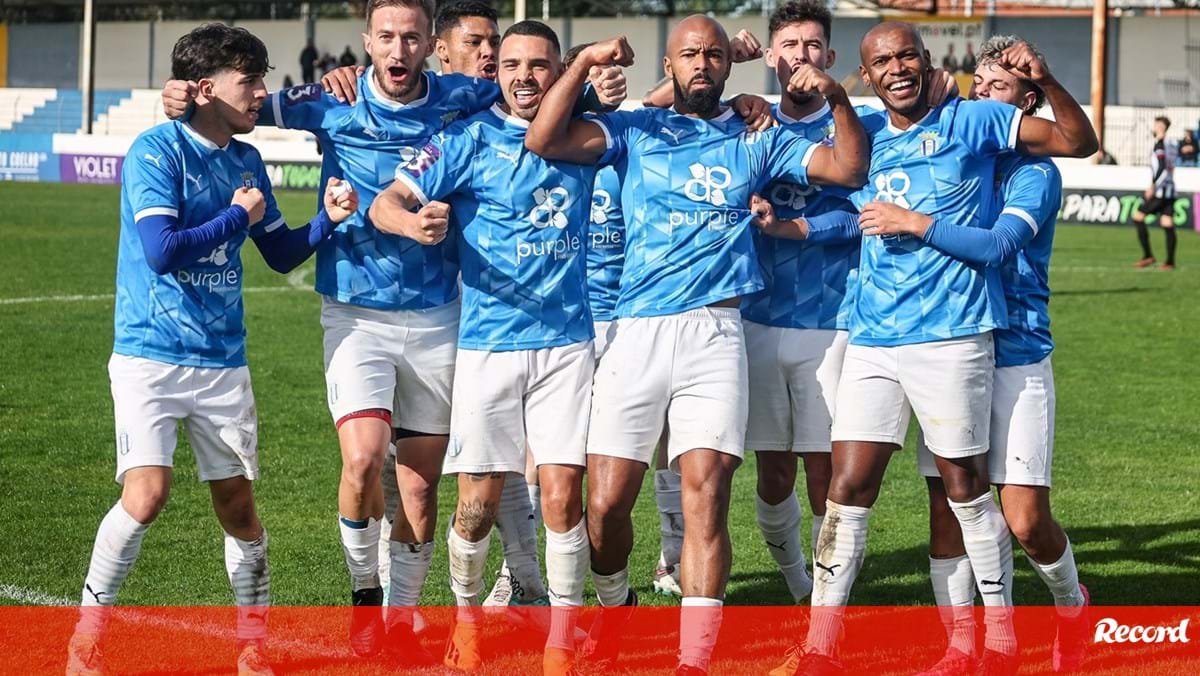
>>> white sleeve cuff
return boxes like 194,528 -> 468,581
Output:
392,171 -> 430,206
271,94 -> 286,129
1001,206 -> 1039,235
587,117 -> 614,150
134,207 -> 179,222
1007,108 -> 1023,150
262,216 -> 286,233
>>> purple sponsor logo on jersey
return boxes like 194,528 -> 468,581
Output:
400,143 -> 442,179
284,83 -> 323,106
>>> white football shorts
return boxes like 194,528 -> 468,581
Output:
321,297 -> 457,433
108,353 -> 258,483
832,333 -> 994,458
444,341 -> 594,475
744,322 -> 848,454
918,356 -> 1055,486
587,306 -> 748,471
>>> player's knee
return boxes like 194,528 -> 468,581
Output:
827,475 -> 878,508
401,478 -> 438,513
122,488 -> 170,524
1003,504 -> 1053,549
341,446 -> 386,490
214,491 -> 258,532
540,483 -> 582,528
756,460 -> 795,503
455,499 -> 497,540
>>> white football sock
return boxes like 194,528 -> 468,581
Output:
77,503 -> 149,635
811,512 -> 825,565
948,493 -> 1016,656
654,470 -> 684,568
448,526 -> 489,607
545,520 -> 588,607
378,444 -> 399,600
947,493 -> 1014,606
528,482 -> 543,533
387,540 -> 432,628
592,568 -> 630,607
338,515 -> 381,591
930,555 -> 976,656
805,605 -> 845,658
496,473 -> 546,601
679,597 -> 722,671
225,529 -> 270,642
756,493 -> 812,602
1028,541 -> 1085,617
811,501 -> 870,606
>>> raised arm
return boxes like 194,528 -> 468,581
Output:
526,37 -> 634,163
1001,42 -> 1099,158
790,65 -> 868,188
252,178 -> 354,273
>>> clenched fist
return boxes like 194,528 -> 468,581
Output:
231,187 -> 266,226
408,201 -> 451,245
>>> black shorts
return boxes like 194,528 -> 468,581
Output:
1142,196 -> 1176,217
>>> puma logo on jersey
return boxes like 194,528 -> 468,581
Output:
660,127 -> 684,144
143,153 -> 163,168
1031,164 -> 1053,177
496,149 -> 520,165
185,173 -> 203,191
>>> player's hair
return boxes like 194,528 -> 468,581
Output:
502,20 -> 561,56
435,0 -> 498,37
978,35 -> 1045,114
366,0 -> 434,32
171,23 -> 272,81
1155,115 -> 1172,130
768,0 -> 833,43
563,42 -> 594,68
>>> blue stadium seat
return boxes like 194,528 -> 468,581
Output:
9,90 -> 133,134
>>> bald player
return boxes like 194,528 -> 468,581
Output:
526,15 -> 868,673
770,22 -> 1096,675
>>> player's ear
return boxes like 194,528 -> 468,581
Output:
763,47 -> 774,69
663,56 -> 673,81
859,64 -> 870,89
435,38 -> 450,64
196,77 -> 216,102
361,32 -> 371,57
825,48 -> 837,71
424,35 -> 434,59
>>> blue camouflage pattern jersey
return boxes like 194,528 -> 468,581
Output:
587,166 -> 624,322
742,102 -> 861,331
993,154 -> 1061,367
849,97 -> 1023,346
115,121 -> 284,368
591,107 -> 819,318
260,68 -> 499,309
394,104 -> 597,351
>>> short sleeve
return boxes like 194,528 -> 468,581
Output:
590,109 -> 642,166
262,83 -> 337,132
248,150 -> 285,238
1000,159 -> 1062,238
125,135 -> 182,222
956,99 -> 1023,157
391,121 -> 476,205
758,127 -> 818,187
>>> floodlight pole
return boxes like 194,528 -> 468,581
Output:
1090,0 -> 1108,162
515,0 -> 527,22
81,0 -> 96,134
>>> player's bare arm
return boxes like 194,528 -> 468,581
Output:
792,64 -> 868,187
858,201 -> 931,238
525,36 -> 634,163
367,180 -> 450,245
1003,42 -> 1099,158
750,193 -> 809,240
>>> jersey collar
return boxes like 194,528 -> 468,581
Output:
181,121 -> 229,152
885,102 -> 937,135
365,67 -> 431,110
776,101 -> 831,126
491,103 -> 530,129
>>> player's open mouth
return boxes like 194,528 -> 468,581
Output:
513,87 -> 539,106
886,78 -> 917,95
481,63 -> 497,78
387,66 -> 410,83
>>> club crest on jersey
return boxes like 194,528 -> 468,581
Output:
284,83 -> 323,106
918,130 -> 940,157
240,171 -> 256,189
398,144 -> 442,179
742,130 -> 763,145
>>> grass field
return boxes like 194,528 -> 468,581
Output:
1,181 -> 1198,609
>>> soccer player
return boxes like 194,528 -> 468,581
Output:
740,0 -> 861,605
161,0 -> 509,658
525,17 -> 869,673
775,23 -> 1098,675
68,23 -> 357,676
369,21 -> 603,672
1132,115 -> 1179,270
862,35 -> 1091,674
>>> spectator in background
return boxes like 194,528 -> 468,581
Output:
339,46 -> 358,68
942,42 -> 959,73
282,74 -> 295,89
960,43 -> 977,74
319,52 -> 337,76
300,38 -> 318,83
1179,130 -> 1197,167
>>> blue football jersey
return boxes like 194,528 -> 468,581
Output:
992,154 -> 1060,367
115,121 -> 284,368
592,107 -> 819,318
587,166 -> 624,322
849,98 -> 1022,346
393,104 -> 596,351
742,103 -> 862,331
261,69 -> 499,310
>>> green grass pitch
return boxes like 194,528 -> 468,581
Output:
1,182 -> 1197,607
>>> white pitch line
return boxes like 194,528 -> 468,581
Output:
0,582 -> 345,658
0,285 -> 302,306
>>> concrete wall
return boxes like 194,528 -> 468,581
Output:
6,23 -> 79,88
94,22 -> 151,89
